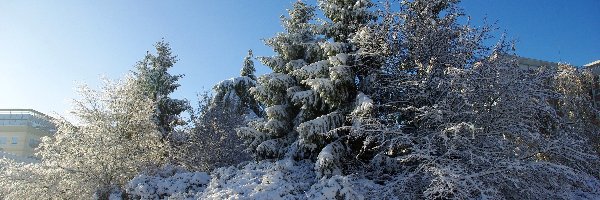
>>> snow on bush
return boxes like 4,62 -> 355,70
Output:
307,175 -> 365,200
120,160 -> 384,200
125,165 -> 210,199
200,159 -> 316,199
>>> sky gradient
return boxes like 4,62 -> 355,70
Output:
1,0 -> 599,119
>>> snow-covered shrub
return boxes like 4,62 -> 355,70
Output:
108,188 -> 124,200
200,159 -> 316,199
173,91 -> 252,172
94,185 -> 124,200
0,75 -> 166,199
125,165 -> 210,199
480,162 -> 600,199
552,64 -> 600,156
172,51 -> 259,172
346,0 -> 600,199
0,158 -> 70,199
306,175 -> 364,200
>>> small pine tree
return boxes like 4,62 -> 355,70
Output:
133,40 -> 190,139
240,49 -> 257,80
212,50 -> 262,117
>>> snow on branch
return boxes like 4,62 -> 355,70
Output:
292,60 -> 331,80
297,112 -> 345,151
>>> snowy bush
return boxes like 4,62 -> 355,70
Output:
201,159 -> 316,199
345,1 -> 600,199
171,51 -> 258,172
0,75 -> 166,199
125,165 -> 210,199
306,175 -> 364,200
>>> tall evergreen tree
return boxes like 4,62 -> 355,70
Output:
133,40 -> 190,138
237,0 -> 376,178
237,1 -> 322,160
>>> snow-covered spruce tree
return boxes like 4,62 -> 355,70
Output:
133,40 -> 190,139
308,0 -> 381,178
0,76 -> 166,199
237,0 -> 324,160
237,0 -> 377,178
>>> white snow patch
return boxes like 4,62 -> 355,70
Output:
125,166 -> 210,199
200,159 -> 316,199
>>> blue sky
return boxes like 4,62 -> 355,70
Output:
1,0 -> 599,118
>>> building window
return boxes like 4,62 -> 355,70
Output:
11,137 -> 18,144
0,137 -> 6,145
